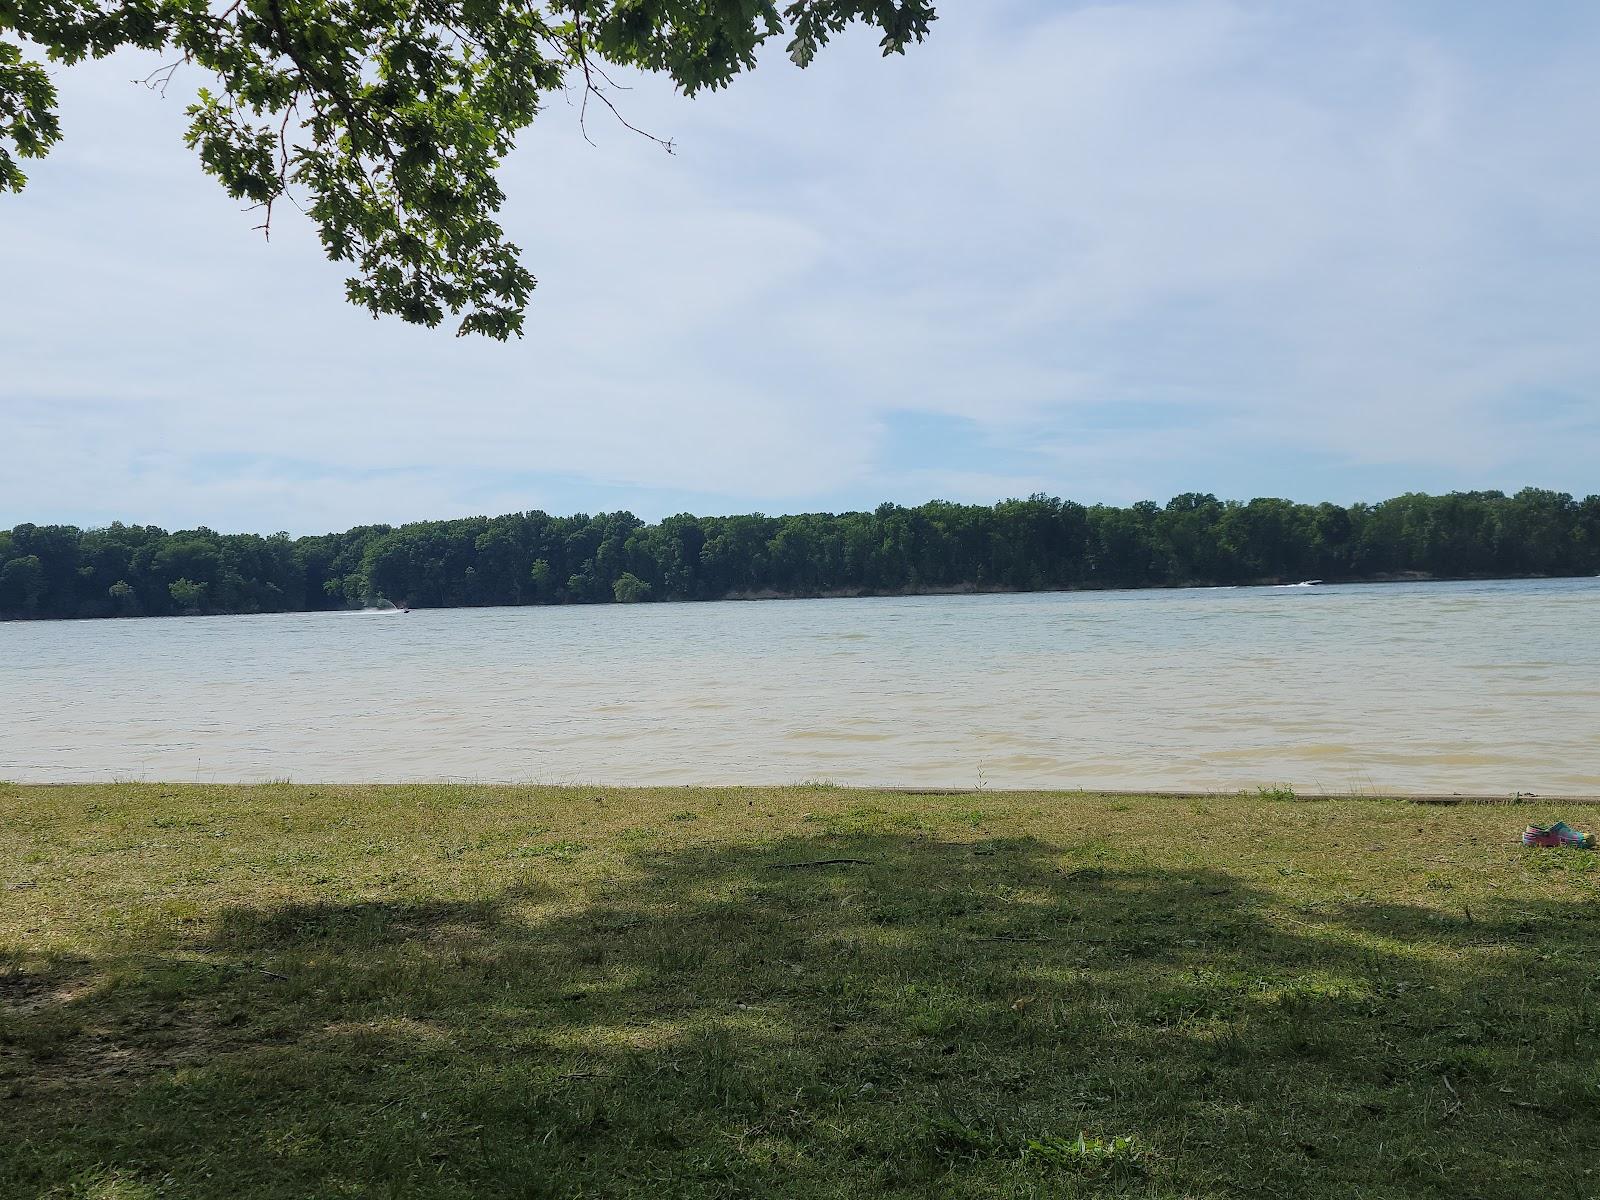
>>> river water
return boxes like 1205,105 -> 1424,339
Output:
2,578 -> 1597,794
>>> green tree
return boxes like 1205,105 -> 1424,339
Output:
107,578 -> 139,615
0,554 -> 45,613
1156,493 -> 1228,582
1498,488 -> 1577,575
565,566 -> 597,602
2,1 -> 935,337
6,524 -> 81,611
529,558 -> 555,603
474,519 -> 530,604
7,489 -> 1600,620
612,572 -> 651,603
151,534 -> 222,605
168,577 -> 208,613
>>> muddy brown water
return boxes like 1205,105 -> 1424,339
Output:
3,578 -> 1597,794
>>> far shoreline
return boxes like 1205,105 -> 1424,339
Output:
2,568 -> 1593,624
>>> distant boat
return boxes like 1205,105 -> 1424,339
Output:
350,601 -> 409,615
1276,579 -> 1323,588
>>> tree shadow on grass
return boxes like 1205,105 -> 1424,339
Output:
3,834 -> 1597,1198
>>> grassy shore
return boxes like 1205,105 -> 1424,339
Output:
3,784 -> 1597,1198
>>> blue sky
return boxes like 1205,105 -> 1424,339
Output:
3,0 -> 1598,535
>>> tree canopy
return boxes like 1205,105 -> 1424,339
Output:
4,488 -> 1597,620
1,1 -> 936,336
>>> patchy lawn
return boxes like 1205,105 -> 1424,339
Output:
2,783 -> 1597,1198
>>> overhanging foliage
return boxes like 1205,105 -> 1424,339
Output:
1,1 -> 936,335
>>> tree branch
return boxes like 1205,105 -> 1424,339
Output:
568,3 -> 674,153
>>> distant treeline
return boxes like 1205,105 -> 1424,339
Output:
3,489 -> 1597,620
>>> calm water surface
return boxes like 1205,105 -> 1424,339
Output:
3,579 -> 1597,793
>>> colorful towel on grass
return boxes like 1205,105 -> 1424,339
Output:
1522,822 -> 1593,849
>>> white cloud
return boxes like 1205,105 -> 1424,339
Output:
3,0 -> 1598,533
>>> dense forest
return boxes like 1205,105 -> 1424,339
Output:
2,489 -> 1597,620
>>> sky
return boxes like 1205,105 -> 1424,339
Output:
3,0 -> 1598,535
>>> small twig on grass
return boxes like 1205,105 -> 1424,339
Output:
258,967 -> 288,981
1442,1075 -> 1463,1119
770,859 -> 872,869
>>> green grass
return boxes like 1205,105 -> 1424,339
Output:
2,784 -> 1597,1198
